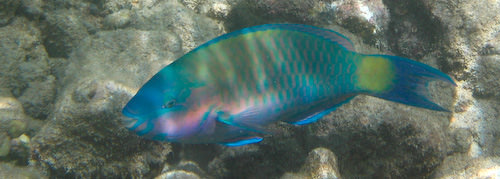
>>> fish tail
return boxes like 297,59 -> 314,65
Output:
354,54 -> 456,111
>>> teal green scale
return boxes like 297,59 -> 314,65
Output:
174,25 -> 361,125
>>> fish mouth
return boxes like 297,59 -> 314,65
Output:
121,106 -> 143,129
121,117 -> 139,129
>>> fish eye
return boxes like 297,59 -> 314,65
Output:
162,100 -> 176,109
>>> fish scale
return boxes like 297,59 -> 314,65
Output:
122,24 -> 456,146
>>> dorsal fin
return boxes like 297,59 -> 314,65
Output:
263,24 -> 356,51
191,24 -> 355,53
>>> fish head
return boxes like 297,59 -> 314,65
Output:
122,67 -> 209,141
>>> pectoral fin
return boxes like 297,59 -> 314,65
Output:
215,109 -> 272,134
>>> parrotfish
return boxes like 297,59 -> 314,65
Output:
122,24 -> 455,146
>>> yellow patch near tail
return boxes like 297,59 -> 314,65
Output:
355,56 -> 395,93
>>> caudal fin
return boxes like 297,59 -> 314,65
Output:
354,54 -> 456,111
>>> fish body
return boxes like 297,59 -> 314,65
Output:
122,24 -> 455,146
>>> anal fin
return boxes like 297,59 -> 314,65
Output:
288,97 -> 354,125
290,108 -> 336,125
220,136 -> 263,147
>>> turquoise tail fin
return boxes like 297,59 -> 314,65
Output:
355,54 -> 456,111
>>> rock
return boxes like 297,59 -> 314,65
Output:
0,0 -> 21,26
39,0 -> 222,56
382,1 -> 444,59
17,75 -> 56,120
215,0 -> 392,54
157,161 -> 205,179
224,0 -> 388,44
0,133 -> 10,157
9,134 -> 32,165
129,0 -> 223,52
206,144 -> 264,178
0,162 -> 46,179
303,148 -> 341,179
475,53 -> 500,99
104,9 -> 132,29
156,170 -> 201,179
432,154 -> 500,178
162,161 -> 206,176
180,0 -> 232,19
305,91 -> 454,178
31,29 -> 182,178
180,0 -> 201,11
66,29 -> 183,86
0,89 -> 40,165
0,90 -> 25,137
20,0 -> 44,20
225,0 -> 330,30
7,120 -> 27,138
329,0 -> 389,45
419,0 -> 500,177
204,124 -> 306,178
31,78 -> 172,178
0,89 -> 40,140
282,148 -> 341,179
40,0 -> 103,58
0,17 -> 56,120
42,9 -> 93,58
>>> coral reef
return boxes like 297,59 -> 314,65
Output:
31,78 -> 171,178
0,0 -> 498,178
30,28 -> 184,177
0,17 -> 56,120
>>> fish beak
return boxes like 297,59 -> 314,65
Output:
121,106 -> 144,129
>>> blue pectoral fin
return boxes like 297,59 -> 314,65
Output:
220,136 -> 263,147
